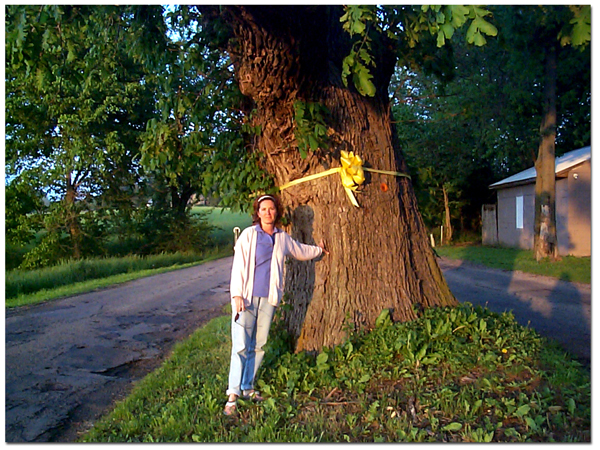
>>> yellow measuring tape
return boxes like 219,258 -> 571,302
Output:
279,151 -> 410,207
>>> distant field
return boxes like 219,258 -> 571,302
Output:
192,206 -> 252,247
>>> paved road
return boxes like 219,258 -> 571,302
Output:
438,257 -> 591,364
4,256 -> 591,442
5,257 -> 234,442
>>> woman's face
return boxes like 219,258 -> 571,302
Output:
257,199 -> 277,227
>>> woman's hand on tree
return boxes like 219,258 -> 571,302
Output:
318,239 -> 329,255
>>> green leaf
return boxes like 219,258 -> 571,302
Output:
359,374 -> 371,383
352,20 -> 366,35
472,31 -> 487,47
442,422 -> 463,432
316,352 -> 328,366
375,309 -> 392,328
416,344 -> 428,361
441,23 -> 455,39
357,47 -> 373,66
66,42 -> 77,62
345,341 -> 354,358
354,65 -> 376,97
447,5 -> 470,28
570,13 -> 591,47
470,5 -> 492,19
476,17 -> 498,37
515,404 -> 531,418
436,31 -> 445,47
421,354 -> 440,365
436,11 -> 446,25
298,144 -> 308,160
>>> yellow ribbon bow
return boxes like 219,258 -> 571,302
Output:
338,151 -> 366,206
340,151 -> 365,189
279,150 -> 410,207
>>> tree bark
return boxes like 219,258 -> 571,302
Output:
534,45 -> 559,261
442,184 -> 453,244
215,5 -> 456,352
170,184 -> 193,219
65,172 -> 82,260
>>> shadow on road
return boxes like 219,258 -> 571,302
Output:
439,252 -> 590,367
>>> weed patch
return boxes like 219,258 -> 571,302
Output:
81,303 -> 590,443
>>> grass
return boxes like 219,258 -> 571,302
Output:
4,248 -> 231,309
81,303 -> 590,443
5,207 -> 252,309
6,250 -> 220,300
191,206 -> 252,248
435,245 -> 590,284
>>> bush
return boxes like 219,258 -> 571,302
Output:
133,207 -> 215,255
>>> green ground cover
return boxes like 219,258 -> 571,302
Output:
81,304 -> 590,443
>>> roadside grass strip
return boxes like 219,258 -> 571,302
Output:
5,248 -> 231,309
81,303 -> 590,443
436,246 -> 590,285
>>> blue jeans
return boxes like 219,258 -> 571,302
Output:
227,296 -> 276,397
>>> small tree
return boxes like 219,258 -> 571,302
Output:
497,5 -> 591,260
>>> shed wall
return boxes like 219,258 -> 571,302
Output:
497,184 -> 535,249
564,161 -> 591,256
493,160 -> 590,256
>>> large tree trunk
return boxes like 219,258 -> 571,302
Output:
217,5 -> 456,352
534,45 -> 559,261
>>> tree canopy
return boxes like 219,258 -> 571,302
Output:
392,5 -> 590,237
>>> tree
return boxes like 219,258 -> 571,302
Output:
193,5 -> 502,352
6,5 -> 157,265
391,64 -> 492,242
5,5 -> 268,263
533,6 -> 590,261
392,6 -> 590,246
140,10 -> 220,217
139,6 -> 275,216
495,6 -> 591,261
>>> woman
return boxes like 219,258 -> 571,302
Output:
224,194 -> 327,415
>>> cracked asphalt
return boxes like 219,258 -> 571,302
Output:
5,257 -> 234,442
4,256 -> 591,442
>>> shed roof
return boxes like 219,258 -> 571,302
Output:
489,146 -> 591,190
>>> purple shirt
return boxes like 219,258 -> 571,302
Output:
252,225 -> 279,298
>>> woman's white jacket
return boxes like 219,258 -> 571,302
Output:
230,225 -> 323,307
